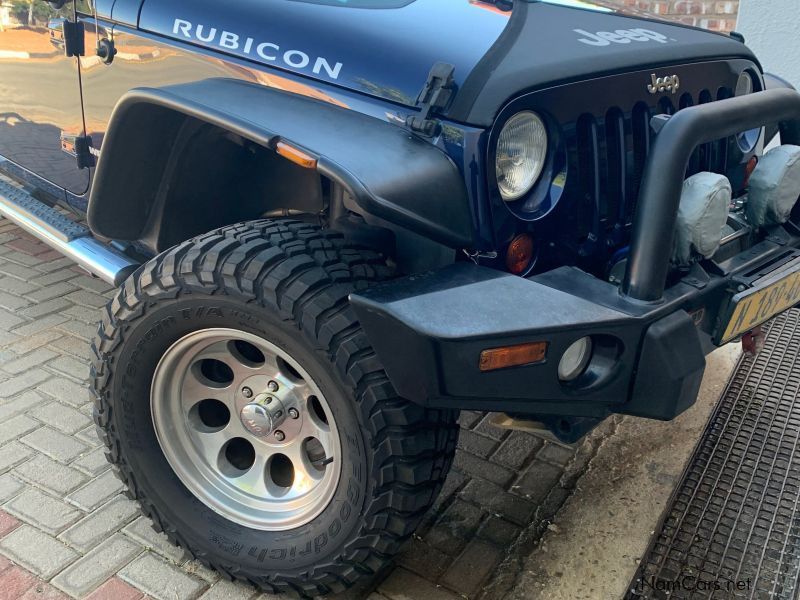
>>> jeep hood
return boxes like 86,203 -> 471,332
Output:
139,0 -> 757,126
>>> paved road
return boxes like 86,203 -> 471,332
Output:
0,217 -> 604,599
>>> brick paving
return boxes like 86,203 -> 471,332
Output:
0,218 -> 610,599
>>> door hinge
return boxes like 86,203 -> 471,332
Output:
405,62 -> 456,137
47,18 -> 86,58
61,133 -> 96,169
49,18 -> 85,57
63,20 -> 85,57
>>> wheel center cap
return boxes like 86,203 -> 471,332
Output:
240,394 -> 285,437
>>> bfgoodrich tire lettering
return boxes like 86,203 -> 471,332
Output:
90,220 -> 458,596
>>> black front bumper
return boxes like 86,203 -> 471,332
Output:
350,89 -> 800,422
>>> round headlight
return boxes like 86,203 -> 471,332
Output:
736,71 -> 755,97
496,111 -> 548,202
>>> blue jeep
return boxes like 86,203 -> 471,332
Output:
1,0 -> 800,595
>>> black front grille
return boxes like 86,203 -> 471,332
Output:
496,59 -> 759,271
574,86 -> 734,240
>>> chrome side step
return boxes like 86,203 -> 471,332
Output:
0,178 -> 139,286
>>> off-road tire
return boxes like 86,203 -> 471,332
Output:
90,220 -> 459,597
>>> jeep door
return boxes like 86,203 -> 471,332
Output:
0,0 -> 90,195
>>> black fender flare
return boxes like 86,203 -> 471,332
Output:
87,78 -> 474,248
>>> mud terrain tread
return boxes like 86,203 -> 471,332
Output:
90,220 -> 458,597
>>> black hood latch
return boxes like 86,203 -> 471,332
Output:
406,62 -> 456,137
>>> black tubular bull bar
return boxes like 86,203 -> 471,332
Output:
623,88 -> 800,302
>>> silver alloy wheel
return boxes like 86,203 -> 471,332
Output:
151,328 -> 341,531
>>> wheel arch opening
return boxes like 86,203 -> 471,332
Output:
88,100 -> 324,255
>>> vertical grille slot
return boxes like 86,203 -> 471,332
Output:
631,102 -> 651,199
658,97 -> 676,116
605,108 -> 627,228
698,90 -> 714,171
713,87 -> 733,173
576,114 -> 601,251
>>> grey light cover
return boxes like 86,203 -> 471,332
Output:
746,144 -> 800,228
673,172 -> 732,265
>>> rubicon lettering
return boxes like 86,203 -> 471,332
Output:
173,19 -> 344,80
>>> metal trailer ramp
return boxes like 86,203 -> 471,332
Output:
627,310 -> 800,600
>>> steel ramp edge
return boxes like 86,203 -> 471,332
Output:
626,309 -> 800,600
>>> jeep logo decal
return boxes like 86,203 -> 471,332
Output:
574,28 -> 672,47
648,73 -> 681,95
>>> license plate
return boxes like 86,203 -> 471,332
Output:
720,265 -> 800,343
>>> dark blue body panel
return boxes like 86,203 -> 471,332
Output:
0,0 -> 758,255
2,0 -> 796,430
138,0 -> 510,109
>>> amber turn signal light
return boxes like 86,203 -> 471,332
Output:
506,233 -> 534,274
743,155 -> 759,188
276,141 -> 318,169
479,341 -> 548,372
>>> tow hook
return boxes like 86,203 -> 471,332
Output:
742,326 -> 766,356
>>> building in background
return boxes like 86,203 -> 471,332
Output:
594,0 -> 739,32
738,0 -> 800,89
0,2 -> 12,30
588,0 -> 799,90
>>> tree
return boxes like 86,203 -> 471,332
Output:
10,1 -> 56,26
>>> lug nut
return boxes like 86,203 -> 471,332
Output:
267,380 -> 279,392
274,430 -> 286,441
288,408 -> 299,419
241,387 -> 253,399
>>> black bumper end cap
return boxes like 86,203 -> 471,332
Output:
622,310 -> 707,421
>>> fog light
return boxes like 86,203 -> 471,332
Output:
558,337 -> 593,382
